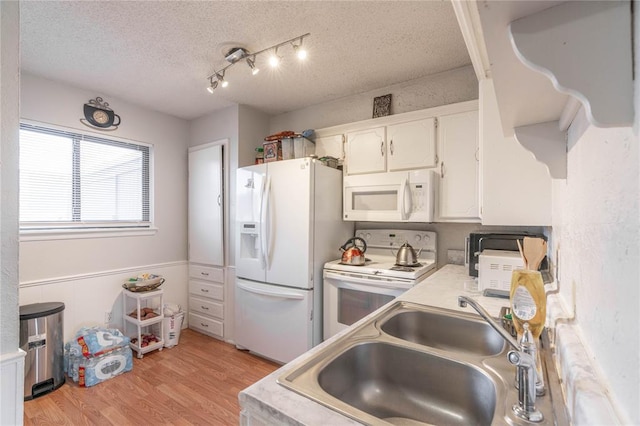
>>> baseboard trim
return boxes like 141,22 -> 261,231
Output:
19,260 -> 188,288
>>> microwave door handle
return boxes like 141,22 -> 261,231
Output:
400,177 -> 411,220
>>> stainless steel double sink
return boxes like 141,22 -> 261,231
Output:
278,301 -> 568,425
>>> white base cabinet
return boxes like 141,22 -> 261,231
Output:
188,264 -> 224,340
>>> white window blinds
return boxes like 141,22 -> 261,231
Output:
19,123 -> 151,230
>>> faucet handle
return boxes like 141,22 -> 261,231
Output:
519,323 -> 534,348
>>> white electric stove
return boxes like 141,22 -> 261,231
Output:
323,229 -> 437,339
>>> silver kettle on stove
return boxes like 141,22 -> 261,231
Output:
392,242 -> 422,266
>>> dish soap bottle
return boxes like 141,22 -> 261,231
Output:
509,269 -> 546,340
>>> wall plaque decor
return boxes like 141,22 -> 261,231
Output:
80,97 -> 121,131
372,94 -> 392,118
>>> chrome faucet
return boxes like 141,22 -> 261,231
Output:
458,296 -> 543,423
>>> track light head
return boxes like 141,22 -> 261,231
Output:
269,48 -> 281,68
207,77 -> 218,94
246,56 -> 260,75
215,71 -> 228,88
293,37 -> 307,60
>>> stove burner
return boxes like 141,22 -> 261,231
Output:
393,262 -> 422,269
390,265 -> 420,272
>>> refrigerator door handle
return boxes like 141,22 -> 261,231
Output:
237,281 -> 304,300
260,176 -> 272,268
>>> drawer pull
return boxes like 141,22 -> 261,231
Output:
201,323 -> 208,327
201,289 -> 209,293
201,306 -> 209,310
201,272 -> 209,276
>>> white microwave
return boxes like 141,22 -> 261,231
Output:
343,169 -> 436,222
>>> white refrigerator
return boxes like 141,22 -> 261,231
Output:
235,158 -> 353,364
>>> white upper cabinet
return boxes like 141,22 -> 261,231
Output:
387,118 -> 437,171
435,110 -> 480,222
345,127 -> 386,175
345,119 -> 437,176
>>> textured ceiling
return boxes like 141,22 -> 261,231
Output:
20,1 -> 471,120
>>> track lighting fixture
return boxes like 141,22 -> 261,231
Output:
246,56 -> 259,75
206,33 -> 310,94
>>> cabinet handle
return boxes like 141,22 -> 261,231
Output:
201,288 -> 209,293
217,194 -> 222,206
390,140 -> 394,155
201,306 -> 209,310
201,272 -> 209,276
380,141 -> 384,156
475,147 -> 479,162
201,323 -> 208,327
440,162 -> 445,178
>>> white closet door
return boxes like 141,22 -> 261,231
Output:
189,144 -> 223,266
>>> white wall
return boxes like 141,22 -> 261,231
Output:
19,74 -> 190,342
551,107 -> 639,423
269,65 -> 477,132
546,8 -> 640,423
0,0 -> 20,357
1,2 -> 26,425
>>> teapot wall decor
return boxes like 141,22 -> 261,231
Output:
80,97 -> 121,131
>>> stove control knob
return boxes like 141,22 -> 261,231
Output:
414,235 -> 422,242
357,233 -> 366,240
366,233 -> 372,240
422,234 -> 430,243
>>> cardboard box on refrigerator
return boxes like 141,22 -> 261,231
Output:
263,141 -> 282,162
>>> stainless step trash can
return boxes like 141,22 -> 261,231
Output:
20,302 -> 65,400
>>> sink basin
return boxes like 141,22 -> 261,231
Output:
317,342 -> 496,425
380,309 -> 506,356
278,301 -> 569,425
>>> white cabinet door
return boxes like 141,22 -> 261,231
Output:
387,118 -> 437,171
436,110 -> 480,222
188,144 -> 224,265
345,127 -> 386,175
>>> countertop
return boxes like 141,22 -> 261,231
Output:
238,264 -> 510,425
239,263 -> 620,425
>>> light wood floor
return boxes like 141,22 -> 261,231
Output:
23,329 -> 280,426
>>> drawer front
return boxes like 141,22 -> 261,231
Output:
189,280 -> 224,301
189,264 -> 223,282
189,312 -> 223,339
189,296 -> 223,319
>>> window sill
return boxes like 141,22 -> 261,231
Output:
20,227 -> 159,242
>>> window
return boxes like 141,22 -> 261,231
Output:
19,123 -> 151,234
